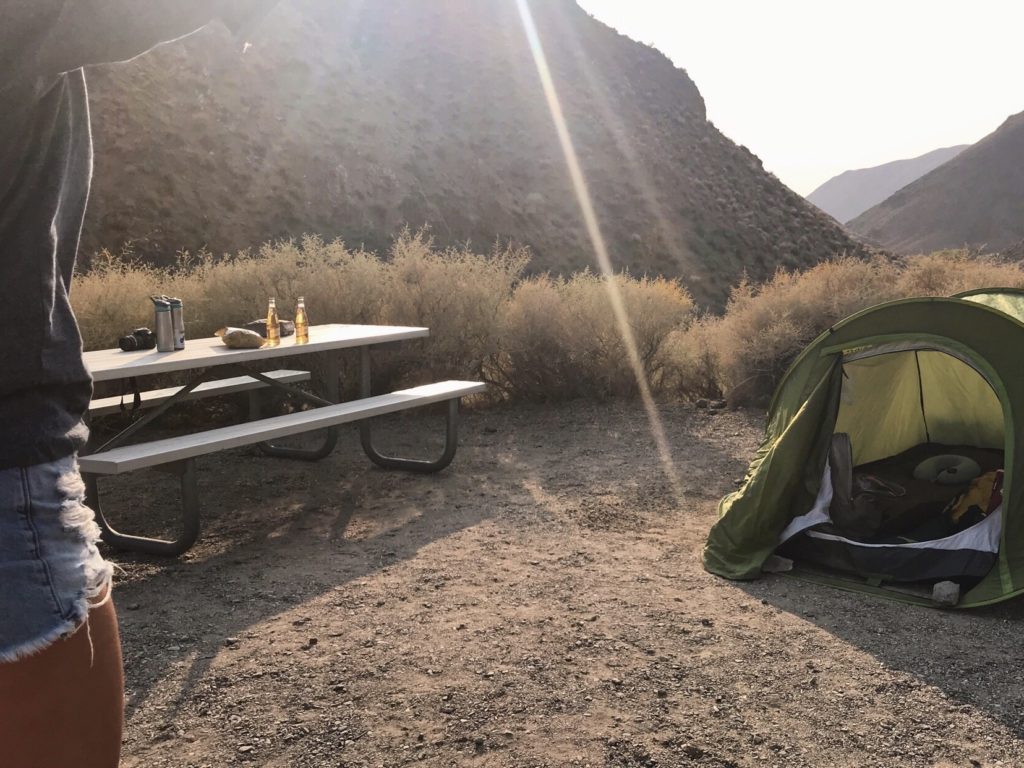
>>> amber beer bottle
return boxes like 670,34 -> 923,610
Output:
266,297 -> 280,346
295,296 -> 309,344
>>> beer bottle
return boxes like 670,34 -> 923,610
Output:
266,297 -> 280,346
295,296 -> 309,344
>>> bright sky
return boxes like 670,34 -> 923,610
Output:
576,0 -> 1023,195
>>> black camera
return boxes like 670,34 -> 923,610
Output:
118,327 -> 157,352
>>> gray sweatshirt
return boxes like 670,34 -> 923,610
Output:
0,2 -> 275,468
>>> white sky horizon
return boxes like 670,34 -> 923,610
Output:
576,0 -> 1023,196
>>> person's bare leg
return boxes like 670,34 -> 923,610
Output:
0,595 -> 124,768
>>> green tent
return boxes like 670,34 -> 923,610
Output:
703,288 -> 1024,607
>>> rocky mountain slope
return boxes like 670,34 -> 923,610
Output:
807,145 -> 967,224
82,0 -> 863,306
849,111 -> 1024,254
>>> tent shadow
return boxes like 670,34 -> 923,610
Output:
737,572 -> 1024,739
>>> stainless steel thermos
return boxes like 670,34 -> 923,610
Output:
151,296 -> 174,352
150,295 -> 185,352
168,296 -> 185,350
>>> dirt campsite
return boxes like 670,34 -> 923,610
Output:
5,0 -> 1024,766
100,401 -> 1024,767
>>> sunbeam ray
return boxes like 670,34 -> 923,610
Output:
552,8 -> 697,282
514,0 -> 685,504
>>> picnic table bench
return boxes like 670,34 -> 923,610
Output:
81,324 -> 484,556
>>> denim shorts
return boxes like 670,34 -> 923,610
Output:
0,456 -> 113,662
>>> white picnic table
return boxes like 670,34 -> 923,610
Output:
80,323 -> 484,556
83,323 -> 429,382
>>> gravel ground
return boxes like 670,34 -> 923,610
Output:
98,400 -> 1024,767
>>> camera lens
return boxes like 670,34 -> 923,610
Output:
119,335 -> 140,352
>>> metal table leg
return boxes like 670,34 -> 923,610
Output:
358,346 -> 462,473
85,459 -> 200,557
253,354 -> 340,461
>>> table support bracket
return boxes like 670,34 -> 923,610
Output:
244,358 -> 341,461
357,347 -> 460,473
89,369 -> 227,454
360,399 -> 460,473
85,459 -> 200,557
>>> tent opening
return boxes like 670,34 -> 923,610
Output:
779,344 -> 1007,584
836,344 -> 1004,466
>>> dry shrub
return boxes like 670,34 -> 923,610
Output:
74,239 -> 1022,408
660,317 -> 723,401
709,255 -> 899,404
710,250 -> 1024,406
73,234 -> 690,402
73,238 -> 391,351
618,275 -> 697,391
487,276 -> 573,398
73,250 -> 165,351
489,272 -> 694,399
378,230 -> 527,389
896,249 -> 1024,295
180,236 -> 391,338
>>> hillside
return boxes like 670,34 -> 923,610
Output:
82,0 -> 863,307
849,111 -> 1024,254
807,145 -> 967,224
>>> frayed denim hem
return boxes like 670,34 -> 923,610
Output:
0,457 -> 115,664
57,464 -> 115,606
0,616 -> 84,663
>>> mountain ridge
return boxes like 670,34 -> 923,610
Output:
81,0 -> 864,307
807,145 -> 968,224
849,111 -> 1024,254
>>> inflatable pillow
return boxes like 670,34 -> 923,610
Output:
913,455 -> 982,486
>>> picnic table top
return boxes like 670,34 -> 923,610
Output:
84,324 -> 429,382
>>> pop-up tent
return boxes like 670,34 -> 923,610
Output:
703,288 -> 1024,607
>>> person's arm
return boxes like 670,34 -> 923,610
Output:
6,0 -> 278,87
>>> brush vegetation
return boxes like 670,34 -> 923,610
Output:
73,236 -> 1024,406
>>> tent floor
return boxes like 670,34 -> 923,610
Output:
784,561 -> 975,606
834,442 -> 1002,543
779,442 -> 1004,584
